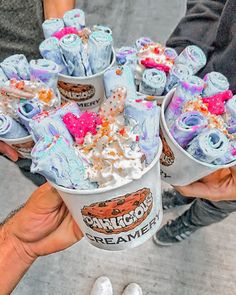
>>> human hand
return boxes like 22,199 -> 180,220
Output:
174,166 -> 236,202
2,183 -> 83,263
0,141 -> 19,161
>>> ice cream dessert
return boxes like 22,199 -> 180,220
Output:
30,70 -> 161,189
103,65 -> 137,104
116,38 -> 207,97
40,9 -> 113,77
165,71 -> 236,165
0,54 -> 61,140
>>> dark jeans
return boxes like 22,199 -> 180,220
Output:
16,158 -> 46,187
176,193 -> 236,227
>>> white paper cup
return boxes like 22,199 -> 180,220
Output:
160,90 -> 236,186
58,50 -> 116,112
49,140 -> 163,251
0,135 -> 34,159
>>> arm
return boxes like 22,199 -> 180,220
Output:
175,166 -> 236,201
0,183 -> 83,294
43,0 -> 75,19
166,0 -> 227,56
0,141 -> 19,161
0,222 -> 34,295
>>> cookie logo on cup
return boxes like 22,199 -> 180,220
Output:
58,81 -> 96,101
159,128 -> 175,166
81,188 -> 153,234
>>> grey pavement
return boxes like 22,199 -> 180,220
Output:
1,1 -> 236,294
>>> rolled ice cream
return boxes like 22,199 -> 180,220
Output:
39,37 -> 68,74
170,111 -> 208,148
165,63 -> 191,93
0,114 -> 28,139
202,72 -> 229,97
1,54 -> 30,80
165,75 -> 205,127
187,128 -> 229,164
139,68 -> 166,96
31,135 -> 96,189
60,34 -> 91,76
42,18 -> 64,39
88,31 -> 113,74
104,65 -> 137,103
174,45 -> 207,75
63,9 -> 85,30
29,59 -> 60,92
17,100 -> 42,131
92,24 -> 112,35
125,99 -> 160,164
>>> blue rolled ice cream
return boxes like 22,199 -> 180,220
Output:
139,68 -> 166,96
1,54 -> 30,80
125,99 -> 161,164
174,45 -> 207,75
187,128 -> 229,164
88,31 -> 113,74
39,37 -> 68,75
29,59 -> 60,92
170,111 -> 208,148
42,18 -> 64,39
0,114 -> 28,139
202,71 -> 229,97
63,9 -> 85,30
60,34 -> 91,76
31,135 -> 96,189
104,65 -> 137,103
17,100 -> 42,132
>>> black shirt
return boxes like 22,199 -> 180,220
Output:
166,0 -> 236,92
0,0 -> 44,61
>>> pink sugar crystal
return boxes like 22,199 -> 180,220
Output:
53,27 -> 78,39
63,112 -> 102,144
140,58 -> 170,73
202,90 -> 233,115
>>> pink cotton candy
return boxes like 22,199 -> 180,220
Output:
63,112 -> 102,144
202,90 -> 233,115
53,27 -> 78,39
140,58 -> 171,73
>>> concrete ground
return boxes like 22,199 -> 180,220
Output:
1,1 -> 236,294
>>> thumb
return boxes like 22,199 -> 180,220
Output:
174,181 -> 212,199
0,142 -> 19,161
26,183 -> 63,213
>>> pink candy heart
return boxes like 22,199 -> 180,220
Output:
63,112 -> 102,144
202,90 -> 233,115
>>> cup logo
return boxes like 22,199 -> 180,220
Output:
81,188 -> 153,234
58,81 -> 96,102
159,128 -> 175,166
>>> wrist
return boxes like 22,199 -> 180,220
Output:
0,225 -> 35,294
0,222 -> 36,266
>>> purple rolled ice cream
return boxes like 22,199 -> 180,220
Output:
170,111 -> 208,148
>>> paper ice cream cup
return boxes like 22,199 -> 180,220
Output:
57,49 -> 116,112
0,134 -> 34,159
160,90 -> 236,186
49,140 -> 163,251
